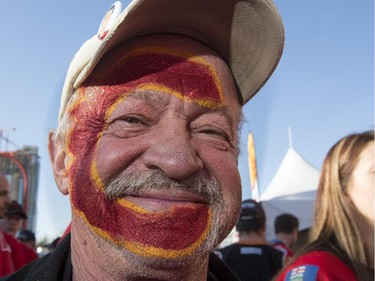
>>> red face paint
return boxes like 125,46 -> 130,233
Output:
66,47 -> 223,258
87,47 -> 225,107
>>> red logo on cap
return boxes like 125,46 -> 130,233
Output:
98,2 -> 122,40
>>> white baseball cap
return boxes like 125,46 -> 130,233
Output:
59,0 -> 284,121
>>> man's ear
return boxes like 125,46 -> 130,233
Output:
48,131 -> 70,195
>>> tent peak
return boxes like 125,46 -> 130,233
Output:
260,148 -> 320,201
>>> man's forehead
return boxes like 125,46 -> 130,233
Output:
120,90 -> 233,121
59,34 -> 244,122
67,35 -> 242,126
87,35 -> 228,81
83,43 -> 232,109
0,176 -> 9,190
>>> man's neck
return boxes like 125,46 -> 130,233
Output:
275,233 -> 292,248
71,217 -> 210,281
238,230 -> 266,244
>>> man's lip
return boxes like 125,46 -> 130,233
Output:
121,190 -> 209,211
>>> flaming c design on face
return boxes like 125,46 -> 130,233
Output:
65,46 -> 225,259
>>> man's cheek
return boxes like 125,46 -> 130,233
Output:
64,124 -> 212,259
71,173 -> 214,259
66,49 -> 226,258
68,139 -> 215,258
95,199 -> 213,258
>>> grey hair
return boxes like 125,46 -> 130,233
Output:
53,89 -> 82,144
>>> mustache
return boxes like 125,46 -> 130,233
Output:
104,170 -> 223,206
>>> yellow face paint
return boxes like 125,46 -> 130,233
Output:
66,46 -> 224,258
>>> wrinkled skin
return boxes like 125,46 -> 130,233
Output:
49,34 -> 243,280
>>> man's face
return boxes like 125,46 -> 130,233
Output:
63,35 -> 242,262
2,214 -> 23,237
0,175 -> 10,218
291,228 -> 299,246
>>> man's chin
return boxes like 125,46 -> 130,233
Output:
110,239 -> 213,270
90,221 -> 220,269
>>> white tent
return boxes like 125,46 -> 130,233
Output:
260,147 -> 320,240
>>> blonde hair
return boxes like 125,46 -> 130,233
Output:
309,130 -> 374,280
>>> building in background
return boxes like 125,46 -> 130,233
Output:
0,146 -> 40,232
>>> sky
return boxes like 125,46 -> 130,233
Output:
0,0 -> 373,242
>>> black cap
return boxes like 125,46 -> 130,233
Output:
6,201 -> 27,219
17,230 -> 35,242
236,199 -> 265,232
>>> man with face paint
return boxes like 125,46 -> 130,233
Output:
1,0 -> 284,280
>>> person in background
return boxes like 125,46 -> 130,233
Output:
274,130 -> 374,281
47,237 -> 61,253
0,174 -> 36,276
1,0 -> 284,279
0,176 -> 10,217
291,228 -> 310,253
218,199 -> 283,281
0,200 -> 27,237
17,230 -> 36,251
270,213 -> 299,264
0,173 -> 15,276
16,229 -> 39,263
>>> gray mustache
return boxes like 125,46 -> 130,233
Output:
104,170 -> 223,206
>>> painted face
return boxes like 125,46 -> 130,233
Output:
0,175 -> 10,217
3,215 -> 23,237
65,35 -> 242,260
346,142 -> 375,224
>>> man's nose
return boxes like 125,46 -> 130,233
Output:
142,127 -> 203,180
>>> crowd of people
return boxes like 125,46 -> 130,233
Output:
214,130 -> 374,281
274,130 -> 374,281
0,0 -> 373,280
270,213 -> 299,265
216,200 -> 284,281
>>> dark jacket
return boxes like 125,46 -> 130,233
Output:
1,233 -> 239,281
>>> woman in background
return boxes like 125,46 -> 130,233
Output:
275,130 -> 374,281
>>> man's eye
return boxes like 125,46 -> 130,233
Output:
0,191 -> 8,197
202,129 -> 221,135
201,129 -> 229,140
122,116 -> 144,124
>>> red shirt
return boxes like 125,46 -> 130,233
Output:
271,239 -> 294,264
20,243 -> 38,265
0,231 -> 38,277
275,250 -> 357,281
0,231 -> 15,276
0,231 -> 25,276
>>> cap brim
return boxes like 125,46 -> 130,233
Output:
7,211 -> 27,219
59,0 -> 284,121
